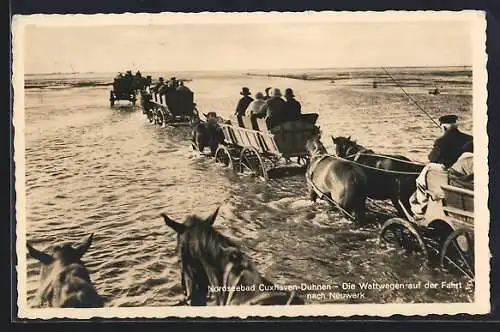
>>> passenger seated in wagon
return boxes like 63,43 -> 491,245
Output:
152,77 -> 165,93
283,88 -> 302,122
245,92 -> 266,117
409,115 -> 473,218
253,87 -> 286,129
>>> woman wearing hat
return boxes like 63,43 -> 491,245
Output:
234,87 -> 254,117
246,92 -> 266,117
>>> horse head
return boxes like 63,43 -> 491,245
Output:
332,135 -> 358,157
27,234 -> 103,307
161,207 -> 262,305
306,134 -> 327,156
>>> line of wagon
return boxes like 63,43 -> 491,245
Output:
121,81 -> 475,283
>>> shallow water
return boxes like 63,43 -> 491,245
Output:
23,69 -> 473,306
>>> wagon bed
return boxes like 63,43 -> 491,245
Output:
214,114 -> 320,179
379,167 -> 475,280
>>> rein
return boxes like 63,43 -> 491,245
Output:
310,153 -> 422,175
340,141 -> 425,166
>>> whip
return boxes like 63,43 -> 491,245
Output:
381,67 -> 441,129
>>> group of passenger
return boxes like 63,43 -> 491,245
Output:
234,86 -> 302,128
113,70 -> 147,92
151,76 -> 191,94
410,114 -> 473,218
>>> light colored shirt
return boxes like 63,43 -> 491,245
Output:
245,99 -> 266,117
449,152 -> 473,176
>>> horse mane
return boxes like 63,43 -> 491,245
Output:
181,216 -> 254,275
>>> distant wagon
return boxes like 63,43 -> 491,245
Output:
109,76 -> 138,107
141,84 -> 199,126
213,114 -> 320,179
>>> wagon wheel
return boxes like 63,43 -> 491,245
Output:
379,217 -> 428,259
109,91 -> 115,107
215,146 -> 234,169
440,229 -> 474,280
156,110 -> 166,127
239,147 -> 268,180
147,109 -> 155,123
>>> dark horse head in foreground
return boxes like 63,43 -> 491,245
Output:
27,234 -> 104,308
305,135 -> 367,223
161,208 -> 304,306
331,135 -> 425,217
191,112 -> 225,156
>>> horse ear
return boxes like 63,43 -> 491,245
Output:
27,243 -> 54,265
161,213 -> 186,234
331,136 -> 337,144
206,206 -> 220,226
347,136 -> 351,141
74,233 -> 93,258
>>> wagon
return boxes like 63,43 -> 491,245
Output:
109,76 -> 138,107
141,88 -> 199,126
378,167 -> 474,280
213,114 -> 320,179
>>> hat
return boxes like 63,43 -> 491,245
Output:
240,87 -> 251,95
270,88 -> 282,97
255,92 -> 264,99
284,88 -> 295,98
171,77 -> 176,80
159,77 -> 164,81
438,114 -> 458,124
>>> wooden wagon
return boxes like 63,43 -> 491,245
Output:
378,167 -> 474,280
214,114 -> 320,179
141,88 -> 199,126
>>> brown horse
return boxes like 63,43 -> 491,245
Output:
305,135 -> 367,222
161,207 -> 304,306
27,234 -> 104,308
331,136 -> 425,217
191,112 -> 225,156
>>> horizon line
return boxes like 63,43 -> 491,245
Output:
24,64 -> 473,76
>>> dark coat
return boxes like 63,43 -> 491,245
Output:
428,128 -> 473,168
235,96 -> 254,116
254,97 -> 286,128
283,98 -> 302,121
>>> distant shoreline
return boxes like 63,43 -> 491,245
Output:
24,65 -> 472,77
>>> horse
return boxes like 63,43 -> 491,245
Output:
191,112 -> 225,157
161,207 -> 304,306
305,135 -> 368,223
26,234 -> 104,308
331,135 -> 425,217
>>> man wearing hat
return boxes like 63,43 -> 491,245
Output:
152,77 -> 165,93
283,88 -> 302,122
409,115 -> 473,218
234,87 -> 254,118
428,114 -> 473,168
264,87 -> 272,100
254,88 -> 286,128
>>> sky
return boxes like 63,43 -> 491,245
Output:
23,20 -> 472,74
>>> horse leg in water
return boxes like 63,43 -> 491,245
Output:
337,177 -> 367,223
308,182 -> 318,202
